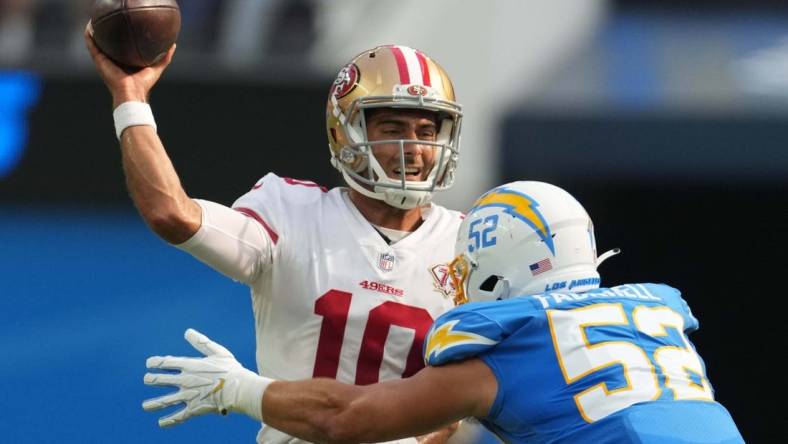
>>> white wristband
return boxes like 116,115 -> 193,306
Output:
113,101 -> 157,140
226,369 -> 273,422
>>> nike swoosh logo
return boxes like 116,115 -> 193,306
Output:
210,378 -> 225,395
206,378 -> 228,415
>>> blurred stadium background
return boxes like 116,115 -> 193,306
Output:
1,0 -> 785,442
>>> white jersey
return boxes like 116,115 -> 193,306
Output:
179,173 -> 462,443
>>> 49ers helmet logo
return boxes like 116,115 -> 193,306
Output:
331,63 -> 359,99
407,85 -> 428,96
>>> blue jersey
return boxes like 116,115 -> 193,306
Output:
423,283 -> 743,444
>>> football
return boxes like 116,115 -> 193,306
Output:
89,0 -> 181,69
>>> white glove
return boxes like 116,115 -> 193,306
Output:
142,328 -> 273,427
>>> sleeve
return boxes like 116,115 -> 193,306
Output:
231,173 -> 289,243
678,294 -> 700,334
175,199 -> 273,285
423,307 -> 504,367
645,283 -> 700,334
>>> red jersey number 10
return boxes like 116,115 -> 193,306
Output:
313,289 -> 434,385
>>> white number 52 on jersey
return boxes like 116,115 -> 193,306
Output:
548,303 -> 714,423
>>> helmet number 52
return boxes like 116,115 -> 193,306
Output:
468,215 -> 498,252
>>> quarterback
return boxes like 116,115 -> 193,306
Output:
86,25 -> 465,444
143,181 -> 744,444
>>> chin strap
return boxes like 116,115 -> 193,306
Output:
596,248 -> 621,266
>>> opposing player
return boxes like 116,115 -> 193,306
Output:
85,25 -> 466,443
143,181 -> 744,443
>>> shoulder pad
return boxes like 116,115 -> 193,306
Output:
424,307 -> 502,366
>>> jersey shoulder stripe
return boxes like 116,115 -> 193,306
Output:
236,173 -> 329,207
232,173 -> 335,243
424,318 -> 499,365
235,206 -> 279,244
424,304 -> 509,366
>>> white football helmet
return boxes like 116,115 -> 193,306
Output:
449,181 -> 619,305
326,45 -> 463,209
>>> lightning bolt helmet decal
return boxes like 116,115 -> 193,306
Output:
470,188 -> 556,255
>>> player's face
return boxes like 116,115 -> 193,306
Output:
365,108 -> 439,182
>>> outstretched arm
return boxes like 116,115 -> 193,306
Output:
144,330 -> 498,444
84,25 -> 200,244
262,359 -> 496,443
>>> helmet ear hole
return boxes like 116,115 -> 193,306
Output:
480,275 -> 502,292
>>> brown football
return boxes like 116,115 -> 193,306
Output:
89,0 -> 181,69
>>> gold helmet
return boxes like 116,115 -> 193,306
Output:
326,45 -> 463,209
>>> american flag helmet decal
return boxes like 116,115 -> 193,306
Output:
529,258 -> 553,276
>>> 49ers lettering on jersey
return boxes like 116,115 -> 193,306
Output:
225,173 -> 463,444
360,280 -> 404,297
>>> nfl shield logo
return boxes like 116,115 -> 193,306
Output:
378,252 -> 396,272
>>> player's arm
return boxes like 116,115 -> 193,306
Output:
86,25 -> 272,285
119,123 -> 201,243
84,25 -> 199,244
144,330 -> 497,443
86,26 -> 272,284
262,359 -> 497,444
